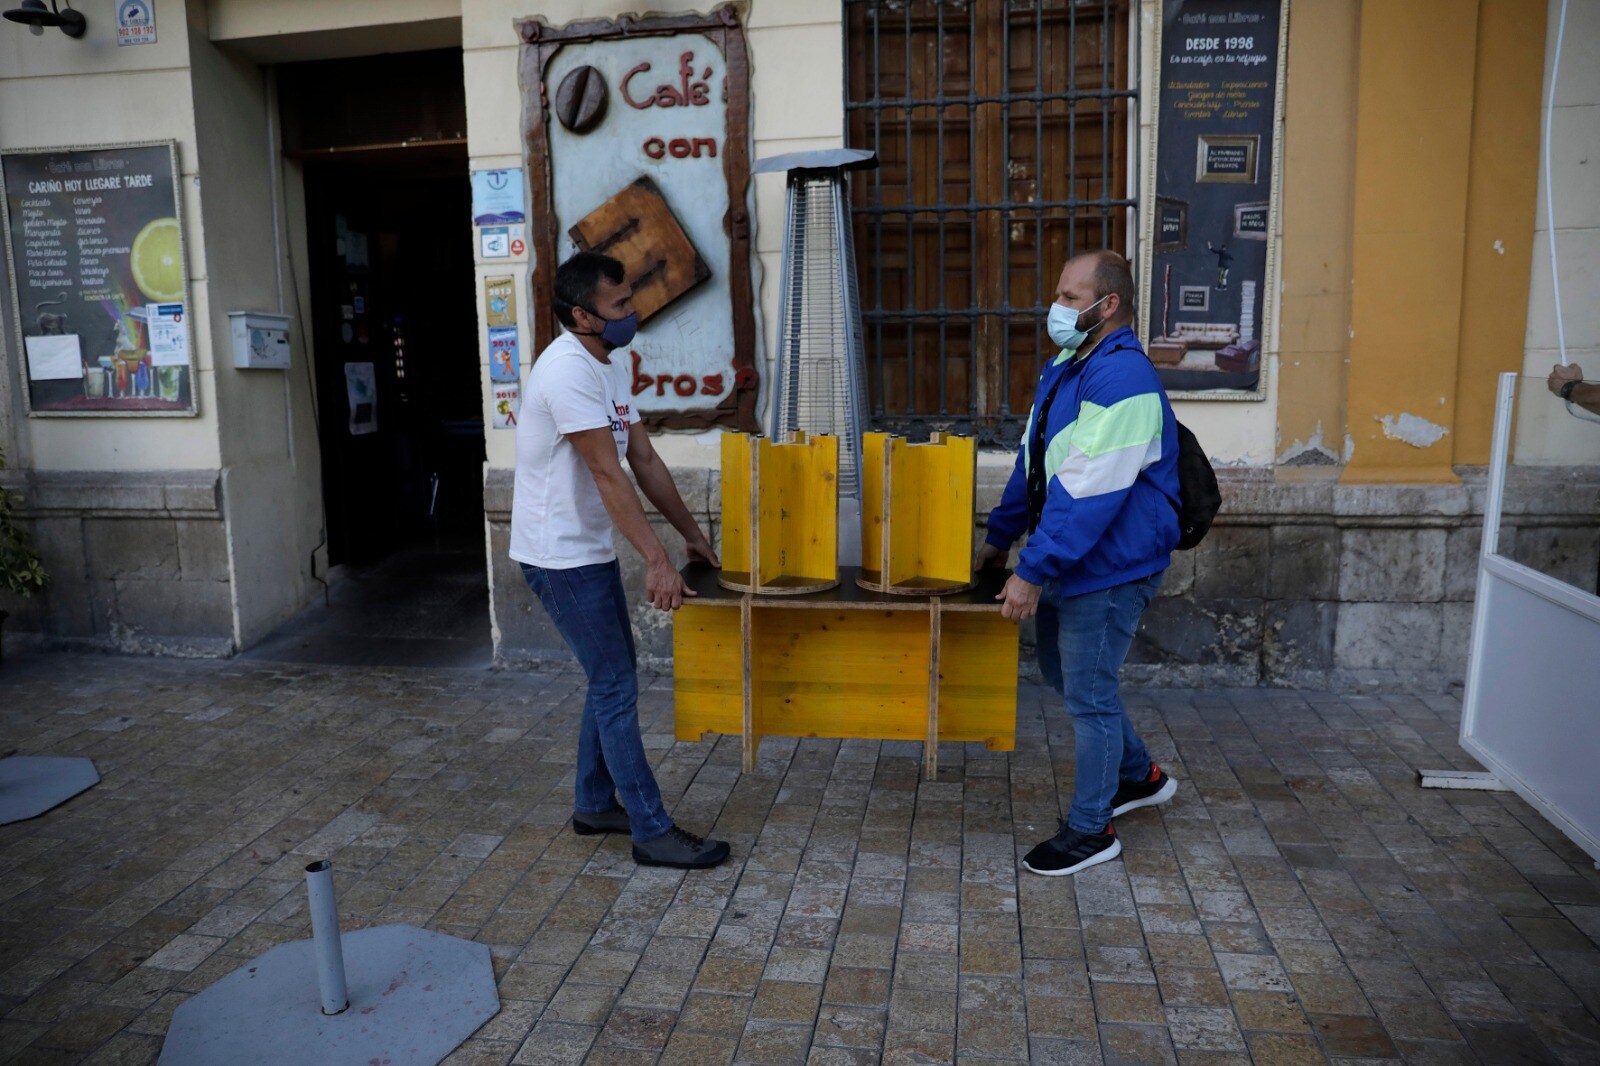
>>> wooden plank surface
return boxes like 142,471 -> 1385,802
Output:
683,563 -> 1007,612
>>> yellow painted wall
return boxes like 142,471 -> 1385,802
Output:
1343,0 -> 1479,484
1274,0 -> 1358,469
1453,0 -> 1547,467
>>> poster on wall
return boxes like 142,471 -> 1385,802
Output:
1144,1 -> 1286,395
523,4 -> 759,431
1,141 -> 196,416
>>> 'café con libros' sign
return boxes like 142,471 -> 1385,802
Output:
521,4 -> 759,431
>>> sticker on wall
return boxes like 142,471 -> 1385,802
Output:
484,276 -> 517,328
345,361 -> 377,436
148,303 -> 187,365
23,334 -> 82,381
479,227 -> 510,259
488,326 -> 520,383
471,169 -> 526,225
116,0 -> 156,46
492,383 -> 520,429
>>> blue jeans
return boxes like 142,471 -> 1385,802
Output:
520,560 -> 673,844
1036,571 -> 1164,833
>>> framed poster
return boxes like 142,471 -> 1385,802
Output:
522,3 -> 759,431
1234,200 -> 1270,240
1195,134 -> 1260,184
1155,195 -> 1189,253
1142,2 -> 1288,397
2,141 -> 197,416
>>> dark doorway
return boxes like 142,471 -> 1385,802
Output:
247,50 -> 490,668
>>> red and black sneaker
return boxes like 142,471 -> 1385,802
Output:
1111,763 -> 1178,817
1022,822 -> 1121,877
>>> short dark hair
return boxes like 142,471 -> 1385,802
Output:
552,252 -> 625,329
1089,250 -> 1136,316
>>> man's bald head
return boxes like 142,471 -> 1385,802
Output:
1054,250 -> 1137,344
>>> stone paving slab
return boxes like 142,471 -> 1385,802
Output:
1,650 -> 1598,1065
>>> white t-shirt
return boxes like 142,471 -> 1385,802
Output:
509,331 -> 634,568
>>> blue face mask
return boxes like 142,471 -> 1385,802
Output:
578,308 -> 639,350
1046,294 -> 1109,352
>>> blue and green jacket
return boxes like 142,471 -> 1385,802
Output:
986,326 -> 1181,597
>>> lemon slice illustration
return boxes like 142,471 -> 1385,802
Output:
130,217 -> 184,302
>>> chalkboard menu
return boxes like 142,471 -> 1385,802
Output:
2,142 -> 195,416
1145,1 -> 1284,395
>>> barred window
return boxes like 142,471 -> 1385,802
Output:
845,0 -> 1136,446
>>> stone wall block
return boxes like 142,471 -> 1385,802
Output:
1194,527 -> 1269,599
1510,525 -> 1600,593
1160,549 -> 1195,597
84,518 -> 181,581
1263,601 -> 1338,679
163,473 -> 223,513
1268,525 -> 1340,600
1443,526 -> 1484,601
485,522 -> 568,663
111,578 -> 233,638
1338,528 -> 1446,602
1333,602 -> 1442,670
176,519 -> 231,583
1438,601 -> 1474,679
1131,596 -> 1264,668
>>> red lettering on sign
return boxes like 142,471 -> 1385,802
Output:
673,374 -> 696,397
642,137 -> 666,159
668,138 -> 692,159
621,62 -> 655,109
692,138 -> 718,158
701,374 -> 724,396
630,351 -> 653,396
654,373 -> 674,396
620,52 -> 713,111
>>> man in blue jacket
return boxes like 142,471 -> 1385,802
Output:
979,250 -> 1181,876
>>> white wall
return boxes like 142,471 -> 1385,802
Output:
0,0 -> 221,470
186,5 -> 327,646
1518,0 -> 1600,465
463,0 -> 844,472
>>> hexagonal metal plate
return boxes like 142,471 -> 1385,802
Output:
159,924 -> 498,1066
0,756 -> 99,824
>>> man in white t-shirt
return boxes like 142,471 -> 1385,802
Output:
511,251 -> 729,870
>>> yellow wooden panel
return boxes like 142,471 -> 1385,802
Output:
720,433 -> 752,576
937,612 -> 1018,751
756,433 -> 837,585
917,434 -> 974,585
672,603 -> 744,742
860,432 -> 888,574
885,434 -> 975,587
885,438 -> 921,587
751,608 -> 927,741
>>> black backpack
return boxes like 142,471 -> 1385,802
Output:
1172,420 -> 1220,550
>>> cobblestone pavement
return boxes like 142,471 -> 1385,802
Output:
1,651 -> 1598,1066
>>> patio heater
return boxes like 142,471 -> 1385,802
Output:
752,148 -> 877,566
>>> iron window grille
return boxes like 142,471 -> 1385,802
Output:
844,0 -> 1137,447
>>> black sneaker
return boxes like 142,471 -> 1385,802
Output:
1022,823 -> 1121,877
572,806 -> 630,836
1111,763 -> 1178,817
633,825 -> 731,869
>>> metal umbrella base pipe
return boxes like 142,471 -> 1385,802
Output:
159,860 -> 499,1066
